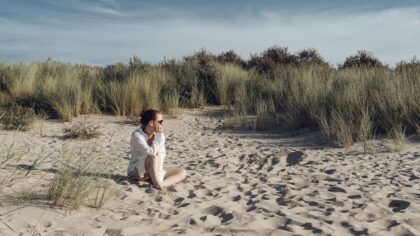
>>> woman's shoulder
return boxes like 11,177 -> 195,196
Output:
132,127 -> 147,139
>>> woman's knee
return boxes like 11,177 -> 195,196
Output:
147,155 -> 160,162
180,168 -> 187,179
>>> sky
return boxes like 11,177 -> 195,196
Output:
0,0 -> 419,66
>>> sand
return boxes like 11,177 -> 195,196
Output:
0,107 -> 419,236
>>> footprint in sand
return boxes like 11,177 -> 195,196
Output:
205,206 -> 235,224
388,200 -> 410,212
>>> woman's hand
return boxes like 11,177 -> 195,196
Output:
155,123 -> 164,133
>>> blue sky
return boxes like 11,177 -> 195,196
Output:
0,0 -> 419,66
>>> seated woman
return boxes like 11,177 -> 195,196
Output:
127,109 -> 187,190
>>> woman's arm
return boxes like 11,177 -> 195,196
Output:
157,131 -> 166,162
131,131 -> 165,156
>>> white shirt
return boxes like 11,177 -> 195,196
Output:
127,127 -> 166,182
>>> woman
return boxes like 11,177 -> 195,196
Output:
127,109 -> 187,190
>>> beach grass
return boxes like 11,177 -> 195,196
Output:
63,119 -> 102,140
47,147 -> 120,210
0,49 -> 419,147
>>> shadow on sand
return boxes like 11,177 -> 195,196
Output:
15,164 -> 152,189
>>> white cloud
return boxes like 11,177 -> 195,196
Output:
46,0 -> 124,17
0,7 -> 419,66
87,6 -> 124,16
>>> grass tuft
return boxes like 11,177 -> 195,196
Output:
63,119 -> 102,140
0,103 -> 36,131
48,148 -> 119,210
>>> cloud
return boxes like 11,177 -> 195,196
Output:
84,6 -> 124,16
0,4 -> 419,66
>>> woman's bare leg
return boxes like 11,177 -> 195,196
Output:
129,166 -> 150,182
161,168 -> 187,188
145,155 -> 163,189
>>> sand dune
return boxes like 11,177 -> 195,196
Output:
0,107 -> 419,235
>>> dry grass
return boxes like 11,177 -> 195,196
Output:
48,147 -> 120,210
63,119 -> 101,140
0,50 -> 418,147
0,134 -> 36,193
0,103 -> 36,131
1,137 -> 117,209
389,124 -> 408,152
226,65 -> 419,147
214,63 -> 250,105
0,138 -> 18,192
161,88 -> 183,118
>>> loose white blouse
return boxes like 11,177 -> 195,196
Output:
127,127 -> 166,182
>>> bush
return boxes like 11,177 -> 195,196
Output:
296,48 -> 329,67
102,62 -> 129,81
395,57 -> 420,74
0,103 -> 36,131
247,46 -> 298,73
216,50 -> 246,67
63,120 -> 101,140
339,50 -> 385,69
190,51 -> 219,105
128,55 -> 150,73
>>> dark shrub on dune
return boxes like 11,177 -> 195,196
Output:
128,55 -> 151,73
296,48 -> 330,67
216,50 -> 246,67
395,57 -> 420,73
161,58 -> 203,108
10,95 -> 57,119
102,63 -> 129,81
247,46 -> 298,73
183,49 -> 216,65
0,103 -> 36,131
183,50 -> 219,105
339,50 -> 385,69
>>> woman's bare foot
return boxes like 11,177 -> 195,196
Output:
138,172 -> 150,181
152,181 -> 163,190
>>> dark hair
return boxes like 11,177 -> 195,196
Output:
140,109 -> 160,127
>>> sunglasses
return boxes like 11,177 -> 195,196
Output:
157,120 -> 163,124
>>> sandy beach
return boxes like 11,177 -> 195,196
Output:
0,107 -> 419,236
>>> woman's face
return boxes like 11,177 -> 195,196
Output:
152,113 -> 163,127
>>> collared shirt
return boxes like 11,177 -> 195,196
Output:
127,127 -> 166,182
